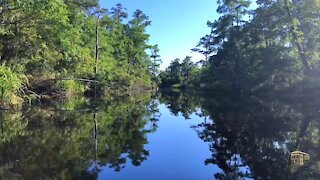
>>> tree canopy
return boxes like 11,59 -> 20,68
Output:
160,0 -> 320,94
0,1 -> 160,107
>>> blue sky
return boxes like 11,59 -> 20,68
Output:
100,0 -> 219,69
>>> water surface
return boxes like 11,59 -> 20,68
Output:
0,91 -> 319,179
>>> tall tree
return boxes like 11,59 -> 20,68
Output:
181,56 -> 196,86
149,45 -> 162,85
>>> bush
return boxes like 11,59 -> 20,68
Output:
0,64 -> 27,107
60,80 -> 88,96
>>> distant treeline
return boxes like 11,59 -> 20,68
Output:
160,0 -> 320,94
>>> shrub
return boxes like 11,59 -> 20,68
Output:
0,64 -> 27,107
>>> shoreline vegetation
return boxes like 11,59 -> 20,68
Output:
159,0 -> 320,97
2,0 -> 320,109
0,1 -> 160,109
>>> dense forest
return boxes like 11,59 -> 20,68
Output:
0,0 -> 160,107
160,0 -> 320,94
2,0 -> 320,107
1,1 -> 320,178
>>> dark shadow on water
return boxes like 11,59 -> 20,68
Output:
0,90 -> 319,179
159,90 -> 320,179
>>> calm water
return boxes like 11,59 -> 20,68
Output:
0,91 -> 319,179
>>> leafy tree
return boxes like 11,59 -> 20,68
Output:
0,2 -> 160,107
149,45 -> 162,86
190,0 -> 320,93
180,56 -> 197,86
159,56 -> 199,88
191,34 -> 215,61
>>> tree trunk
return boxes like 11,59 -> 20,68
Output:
94,17 -> 99,99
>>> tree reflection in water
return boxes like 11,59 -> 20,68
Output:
160,90 -> 320,179
0,93 -> 160,179
0,90 -> 319,179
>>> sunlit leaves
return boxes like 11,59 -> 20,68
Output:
0,1 -> 158,101
0,64 -> 27,106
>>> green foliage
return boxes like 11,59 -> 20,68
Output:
189,0 -> 320,93
149,45 -> 162,86
60,80 -> 87,96
0,2 -> 159,105
159,57 -> 199,88
0,64 -> 27,106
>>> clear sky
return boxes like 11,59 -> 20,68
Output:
99,0 -> 219,69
